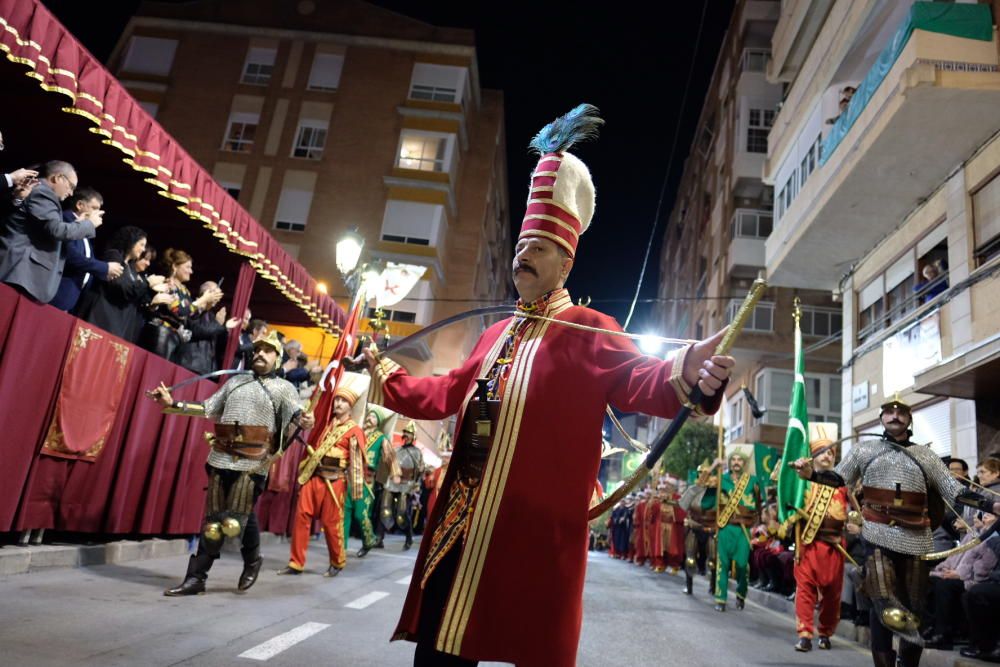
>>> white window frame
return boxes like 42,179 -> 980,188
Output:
746,107 -> 774,153
799,306 -> 843,338
731,208 -> 773,239
725,393 -> 745,444
307,52 -> 344,91
396,129 -> 456,174
221,112 -> 258,153
754,368 -> 842,427
727,299 -> 775,332
274,187 -> 314,233
380,200 -> 445,247
291,121 -> 328,160
121,36 -> 178,76
241,47 -> 276,86
408,63 -> 468,104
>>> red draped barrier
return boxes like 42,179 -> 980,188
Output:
0,285 -> 302,537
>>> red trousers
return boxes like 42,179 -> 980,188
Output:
794,540 -> 844,638
289,476 -> 346,570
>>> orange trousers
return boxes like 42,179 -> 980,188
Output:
794,540 -> 845,638
289,476 -> 346,570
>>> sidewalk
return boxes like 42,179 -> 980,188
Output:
0,538 -> 189,576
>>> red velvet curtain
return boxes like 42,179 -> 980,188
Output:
222,261 -> 256,369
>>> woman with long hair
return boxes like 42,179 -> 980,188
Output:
76,225 -> 164,342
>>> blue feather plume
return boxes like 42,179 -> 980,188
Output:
528,104 -> 603,155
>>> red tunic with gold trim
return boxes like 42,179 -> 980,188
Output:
633,498 -> 649,565
794,483 -> 849,639
369,288 -> 719,665
646,497 -> 663,569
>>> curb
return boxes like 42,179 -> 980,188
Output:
0,538 -> 190,576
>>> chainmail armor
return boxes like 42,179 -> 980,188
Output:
836,437 -> 963,555
201,375 -> 302,473
386,444 -> 424,494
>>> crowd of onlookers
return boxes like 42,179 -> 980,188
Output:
0,148 -> 326,384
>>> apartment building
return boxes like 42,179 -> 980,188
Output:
763,0 -> 1000,465
652,0 -> 843,455
108,0 -> 512,386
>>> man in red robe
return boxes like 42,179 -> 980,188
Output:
662,480 -> 687,572
364,105 -> 734,666
633,490 -> 649,566
793,437 -> 849,652
647,487 -> 664,571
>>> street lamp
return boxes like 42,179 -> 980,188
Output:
336,229 -> 364,275
638,333 -> 663,355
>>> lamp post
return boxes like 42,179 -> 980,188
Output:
334,228 -> 387,343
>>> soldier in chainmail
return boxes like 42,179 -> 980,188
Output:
150,330 -> 309,596
793,396 -> 1000,667
382,420 -> 425,550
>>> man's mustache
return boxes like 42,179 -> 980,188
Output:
514,263 -> 537,276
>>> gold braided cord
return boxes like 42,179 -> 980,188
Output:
516,312 -> 695,347
956,475 -> 1000,499
605,406 -> 649,453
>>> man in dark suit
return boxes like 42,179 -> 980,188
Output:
50,187 -> 122,312
0,161 -> 99,303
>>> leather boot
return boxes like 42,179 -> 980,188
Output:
356,544 -> 372,558
682,575 -> 693,595
897,642 -> 922,667
871,651 -> 895,667
164,555 -> 208,596
794,637 -> 812,652
238,553 -> 263,592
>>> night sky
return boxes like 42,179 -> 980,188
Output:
41,0 -> 733,330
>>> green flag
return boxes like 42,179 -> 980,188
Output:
754,442 -> 780,489
776,312 -> 809,522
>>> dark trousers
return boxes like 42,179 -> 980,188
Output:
189,467 -> 266,581
929,577 -> 967,638
864,542 -> 925,666
413,545 -> 478,666
963,582 -> 1000,650
377,491 -> 413,541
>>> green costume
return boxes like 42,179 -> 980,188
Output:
714,470 -> 759,607
344,410 -> 395,550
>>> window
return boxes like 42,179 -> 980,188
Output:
727,299 -> 775,332
857,276 -> 885,343
221,112 -> 258,152
307,52 -> 344,91
726,394 -> 745,444
408,63 -> 468,104
381,200 -> 445,247
212,162 -> 246,202
273,172 -> 316,233
138,101 -> 159,118
747,108 -> 775,153
241,47 -> 276,86
754,368 -> 842,426
800,306 -> 842,337
973,172 -> 1000,265
292,122 -> 327,159
121,36 -> 178,76
731,209 -> 772,239
397,130 -> 455,173
740,48 -> 770,73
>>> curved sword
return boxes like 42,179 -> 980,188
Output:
378,304 -> 516,356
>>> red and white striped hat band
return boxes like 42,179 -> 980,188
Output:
519,151 -> 595,258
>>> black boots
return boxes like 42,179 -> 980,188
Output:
238,553 -> 263,592
164,555 -> 208,596
324,565 -> 342,578
794,637 -> 812,652
357,544 -> 372,558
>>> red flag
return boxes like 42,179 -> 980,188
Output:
306,295 -> 365,446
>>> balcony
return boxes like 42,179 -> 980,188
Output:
768,0 -> 835,83
727,209 -> 771,277
766,10 -> 1000,289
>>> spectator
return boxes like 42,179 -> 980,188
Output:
976,459 -> 1000,494
924,513 -> 998,650
914,261 -> 948,304
959,521 -> 1000,662
279,339 -> 310,386
932,456 -> 970,555
0,160 -> 99,302
141,248 -> 221,362
174,280 -> 240,375
841,495 -> 870,627
234,315 -> 267,369
49,187 -> 123,312
76,226 -> 164,342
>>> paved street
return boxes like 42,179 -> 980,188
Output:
0,535 -> 877,666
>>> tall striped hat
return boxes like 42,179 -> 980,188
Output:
520,104 -> 603,258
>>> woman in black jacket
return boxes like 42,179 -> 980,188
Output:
75,226 -> 165,342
